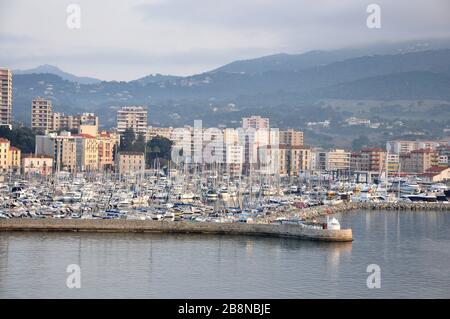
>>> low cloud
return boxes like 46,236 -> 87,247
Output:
1,0 -> 450,80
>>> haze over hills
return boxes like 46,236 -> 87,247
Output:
13,38 -> 450,82
210,38 -> 450,74
305,71 -> 450,100
13,48 -> 450,100
13,64 -> 102,85
8,38 -> 450,148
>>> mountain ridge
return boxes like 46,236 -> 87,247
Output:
11,37 -> 450,83
13,64 -> 102,85
9,45 -> 450,132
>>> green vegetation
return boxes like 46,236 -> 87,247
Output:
351,135 -> 371,151
146,136 -> 173,167
119,128 -> 146,152
0,126 -> 40,154
118,129 -> 173,167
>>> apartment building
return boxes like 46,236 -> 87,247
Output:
31,97 -> 53,131
31,105 -> 99,134
312,149 -> 351,172
117,152 -> 145,176
52,112 -> 70,131
279,129 -> 304,146
325,149 -> 351,171
225,144 -> 244,176
436,146 -> 450,166
0,138 -> 21,173
117,106 -> 148,134
98,131 -> 118,170
259,144 -> 311,176
242,116 -> 269,130
386,140 -> 441,154
36,132 -> 80,172
8,146 -> 21,172
400,149 -> 438,174
77,113 -> 99,137
240,127 -> 272,171
351,148 -> 387,172
146,126 -> 174,142
289,145 -> 311,174
36,130 -> 119,173
21,154 -> 53,175
75,134 -> 99,171
387,153 -> 400,176
0,68 -> 13,127
0,138 -> 9,171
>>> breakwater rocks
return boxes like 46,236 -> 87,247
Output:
354,202 -> 449,211
267,202 -> 449,222
294,202 -> 449,220
0,218 -> 353,242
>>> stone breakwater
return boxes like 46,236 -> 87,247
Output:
0,218 -> 353,242
287,202 -> 450,221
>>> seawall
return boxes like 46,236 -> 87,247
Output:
0,219 -> 353,242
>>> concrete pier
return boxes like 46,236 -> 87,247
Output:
0,219 -> 353,242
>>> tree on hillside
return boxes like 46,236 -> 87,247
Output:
351,135 -> 371,151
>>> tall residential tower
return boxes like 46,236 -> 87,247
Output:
117,106 -> 148,134
0,68 -> 13,127
31,97 -> 53,131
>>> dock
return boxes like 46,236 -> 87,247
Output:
0,219 -> 353,242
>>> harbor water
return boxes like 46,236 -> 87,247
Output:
0,210 -> 449,298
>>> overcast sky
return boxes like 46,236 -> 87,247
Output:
1,0 -> 450,81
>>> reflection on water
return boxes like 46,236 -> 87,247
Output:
0,210 -> 449,298
245,240 -> 253,258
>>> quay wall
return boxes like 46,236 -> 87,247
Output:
0,219 -> 353,242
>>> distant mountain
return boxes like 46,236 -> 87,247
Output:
172,49 -> 450,98
212,38 -> 450,74
133,73 -> 182,85
305,71 -> 450,100
11,46 -> 450,128
13,64 -> 102,84
210,51 -> 348,74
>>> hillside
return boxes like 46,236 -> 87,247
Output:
10,48 -> 450,140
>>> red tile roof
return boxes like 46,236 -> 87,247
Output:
425,166 -> 449,173
361,148 -> 386,152
74,133 -> 96,139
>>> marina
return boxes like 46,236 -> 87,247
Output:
1,171 -> 449,242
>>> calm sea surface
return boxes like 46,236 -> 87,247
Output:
1,210 -> 449,298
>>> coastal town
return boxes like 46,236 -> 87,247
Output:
1,67 -> 449,237
3,0 -> 450,303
